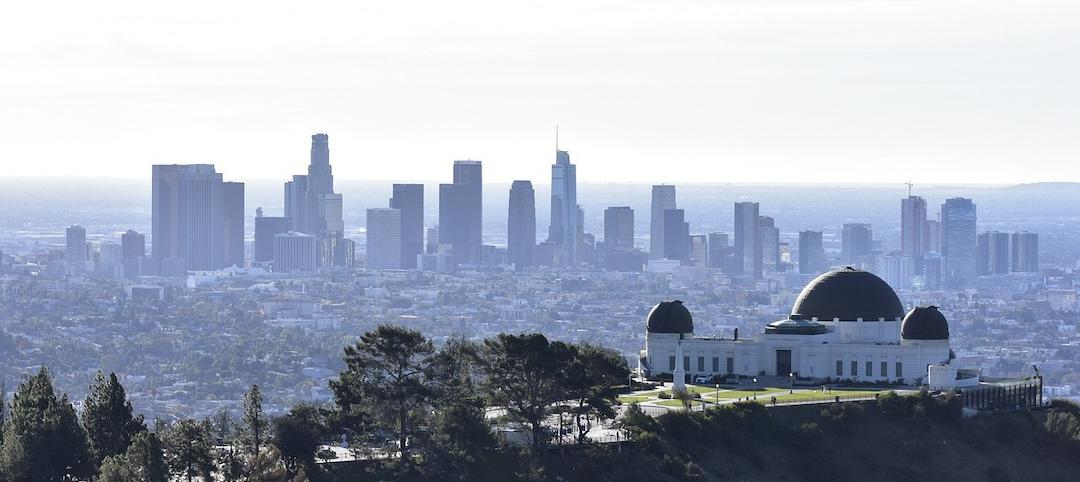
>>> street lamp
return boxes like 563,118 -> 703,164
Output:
789,372 -> 795,394
715,383 -> 720,405
753,377 -> 758,400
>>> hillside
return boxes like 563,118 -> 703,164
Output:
329,396 -> 1080,482
531,398 -> 1080,482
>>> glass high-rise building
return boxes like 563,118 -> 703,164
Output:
941,197 -> 977,284
390,184 -> 424,269
508,181 -> 536,268
734,201 -> 762,279
603,206 -> 634,250
548,150 -> 579,264
650,185 -> 676,260
65,224 -> 87,274
152,164 -> 233,272
841,223 -> 873,265
901,196 -> 927,259
799,230 -> 825,274
222,181 -> 245,268
254,215 -> 291,263
662,208 -> 688,261
439,160 -> 483,265
1011,231 -> 1038,273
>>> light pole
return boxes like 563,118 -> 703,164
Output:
753,377 -> 758,400
715,383 -> 720,406
789,372 -> 795,394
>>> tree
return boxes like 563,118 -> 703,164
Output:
96,431 -> 168,482
272,414 -> 319,477
0,367 -> 92,481
82,372 -> 147,468
566,343 -> 629,444
482,333 -> 576,449
423,337 -> 495,479
162,418 -> 215,482
242,384 -> 268,456
329,325 -> 435,466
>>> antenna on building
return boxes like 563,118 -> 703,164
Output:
905,181 -> 914,197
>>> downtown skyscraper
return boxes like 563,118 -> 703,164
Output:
548,149 -> 579,265
508,180 -> 536,268
734,201 -> 762,279
841,223 -> 873,264
390,184 -> 424,269
283,134 -> 351,268
65,224 -> 87,274
439,161 -> 483,265
901,195 -> 928,258
367,208 -> 402,269
799,230 -> 825,274
152,164 -> 243,272
941,197 -> 977,284
649,185 -> 677,260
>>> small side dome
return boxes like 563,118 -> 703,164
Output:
646,300 -> 694,334
901,306 -> 950,340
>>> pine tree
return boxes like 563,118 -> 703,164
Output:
0,367 -> 92,481
162,418 -> 215,482
124,431 -> 169,482
82,372 -> 147,468
242,384 -> 268,456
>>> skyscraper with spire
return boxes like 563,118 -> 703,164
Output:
548,132 -> 579,265
283,133 -> 351,268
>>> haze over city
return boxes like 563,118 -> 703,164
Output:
3,2 -> 1080,481
2,0 -> 1079,183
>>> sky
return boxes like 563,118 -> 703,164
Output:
1,0 -> 1078,184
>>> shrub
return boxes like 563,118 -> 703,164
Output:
658,391 -> 672,399
877,391 -> 911,418
1045,410 -> 1080,441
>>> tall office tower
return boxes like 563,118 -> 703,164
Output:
438,160 -> 483,264
758,215 -> 780,270
507,181 -> 536,268
926,219 -> 942,253
222,181 -> 245,267
273,232 -> 317,272
976,231 -> 1010,275
284,175 -> 308,232
689,235 -> 708,267
100,242 -> 124,279
604,206 -> 635,250
65,224 -> 87,274
798,230 -> 825,274
548,150 -> 579,264
152,164 -> 230,271
426,227 -> 438,254
366,208 -> 402,270
841,223 -> 873,264
941,197 -> 977,283
121,230 -> 145,260
901,196 -> 927,258
649,185 -> 677,259
120,229 -> 146,279
389,184 -> 424,269
734,202 -> 762,279
254,214 -> 291,263
1011,232 -> 1039,272
924,254 -> 943,290
662,209 -> 688,261
707,232 -> 729,269
975,232 -> 988,276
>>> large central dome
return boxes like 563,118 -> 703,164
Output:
791,267 -> 904,321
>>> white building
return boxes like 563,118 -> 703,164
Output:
643,268 -> 959,387
366,208 -> 402,270
273,232 -> 317,272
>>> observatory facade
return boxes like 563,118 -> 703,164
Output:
642,267 -> 965,388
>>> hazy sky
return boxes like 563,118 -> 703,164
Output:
1,0 -> 1077,184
